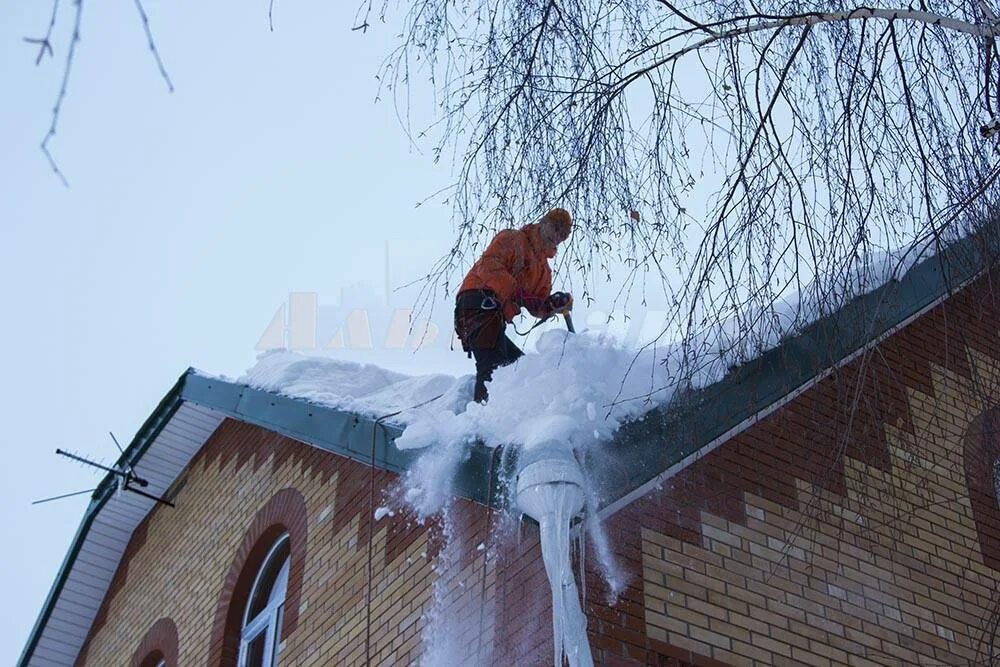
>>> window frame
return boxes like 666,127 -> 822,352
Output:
237,533 -> 290,667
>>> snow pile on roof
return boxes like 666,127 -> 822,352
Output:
239,332 -> 676,515
240,331 -> 673,444
239,352 -> 471,419
241,330 -> 675,447
395,329 -> 669,451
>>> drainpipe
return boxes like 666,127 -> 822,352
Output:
515,444 -> 594,667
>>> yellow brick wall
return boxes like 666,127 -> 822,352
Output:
78,420 -> 495,666
640,347 -> 1000,666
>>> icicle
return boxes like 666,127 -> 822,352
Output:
582,476 -> 626,602
516,445 -> 594,667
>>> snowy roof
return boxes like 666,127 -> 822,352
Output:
20,222 -> 998,666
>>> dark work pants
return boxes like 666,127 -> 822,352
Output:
455,290 -> 524,403
471,331 -> 523,403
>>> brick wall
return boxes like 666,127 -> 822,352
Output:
78,420 -> 495,666
580,272 -> 1000,665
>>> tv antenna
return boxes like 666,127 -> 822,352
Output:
32,432 -> 174,508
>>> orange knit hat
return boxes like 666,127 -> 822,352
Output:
541,207 -> 572,242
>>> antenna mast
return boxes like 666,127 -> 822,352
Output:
55,448 -> 174,508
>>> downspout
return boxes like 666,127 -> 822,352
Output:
515,444 -> 594,667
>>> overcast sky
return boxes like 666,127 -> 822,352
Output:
0,1 -> 667,662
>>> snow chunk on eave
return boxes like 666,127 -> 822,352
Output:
238,350 -> 470,421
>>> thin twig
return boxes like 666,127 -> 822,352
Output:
133,0 -> 174,92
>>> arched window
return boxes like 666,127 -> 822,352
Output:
239,534 -> 290,667
208,488 -> 307,666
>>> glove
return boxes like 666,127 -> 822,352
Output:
545,291 -> 573,315
513,289 -> 547,317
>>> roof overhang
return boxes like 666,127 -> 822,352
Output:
20,376 -> 225,666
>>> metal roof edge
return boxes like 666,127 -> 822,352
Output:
178,373 -> 500,507
179,374 -> 417,472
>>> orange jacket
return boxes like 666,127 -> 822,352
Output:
458,223 -> 555,322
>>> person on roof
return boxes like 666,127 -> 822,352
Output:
454,208 -> 573,403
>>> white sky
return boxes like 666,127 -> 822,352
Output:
0,1 -> 661,661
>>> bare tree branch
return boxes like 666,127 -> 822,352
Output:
40,0 -> 84,187
367,1 -> 998,379
23,0 -> 60,66
30,0 -> 173,184
133,0 -> 174,92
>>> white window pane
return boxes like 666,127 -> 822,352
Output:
270,558 -> 289,607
